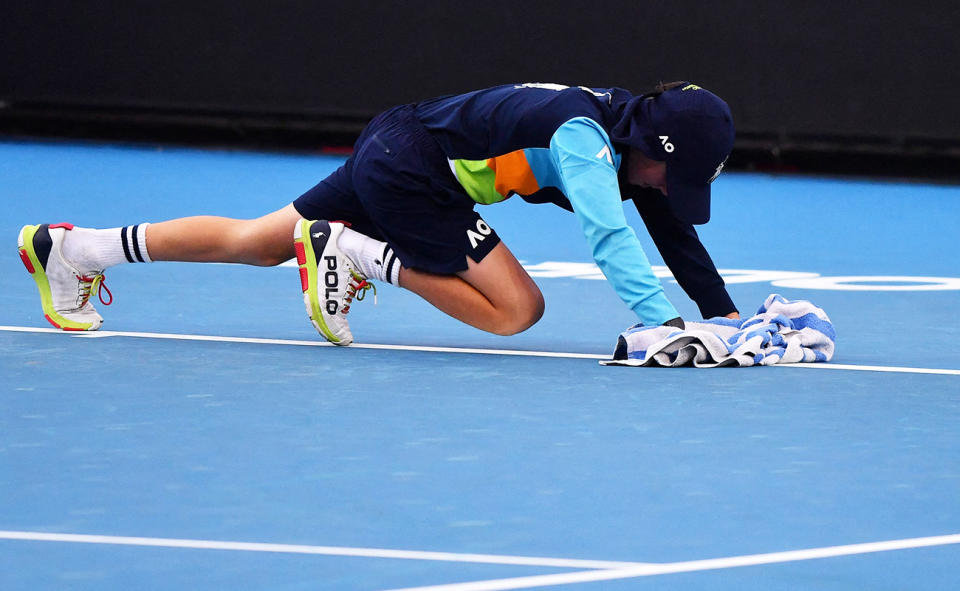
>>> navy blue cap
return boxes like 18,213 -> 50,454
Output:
612,83 -> 735,224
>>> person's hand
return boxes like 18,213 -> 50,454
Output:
662,317 -> 685,329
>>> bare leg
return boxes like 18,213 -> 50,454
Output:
146,204 -> 302,266
399,242 -> 544,335
146,205 -> 543,335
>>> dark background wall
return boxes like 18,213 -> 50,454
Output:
2,1 -> 957,172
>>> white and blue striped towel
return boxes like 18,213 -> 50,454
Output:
601,294 -> 836,367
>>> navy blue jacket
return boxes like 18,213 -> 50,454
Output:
414,83 -> 736,321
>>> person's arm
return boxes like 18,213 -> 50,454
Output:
549,117 -> 681,326
629,188 -> 739,319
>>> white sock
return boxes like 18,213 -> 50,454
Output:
337,226 -> 401,285
62,223 -> 153,270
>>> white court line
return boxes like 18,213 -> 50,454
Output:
0,530 -> 647,570
2,530 -> 958,591
0,325 -> 606,360
384,533 -> 960,591
2,324 -> 958,375
772,362 -> 960,376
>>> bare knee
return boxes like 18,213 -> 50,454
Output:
491,290 -> 545,336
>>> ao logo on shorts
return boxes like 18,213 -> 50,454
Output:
467,218 -> 492,249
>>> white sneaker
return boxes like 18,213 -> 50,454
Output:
18,223 -> 112,331
293,219 -> 374,346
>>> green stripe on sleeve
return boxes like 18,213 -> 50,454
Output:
452,158 -> 508,205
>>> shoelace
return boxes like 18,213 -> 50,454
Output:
341,275 -> 376,314
78,273 -> 113,307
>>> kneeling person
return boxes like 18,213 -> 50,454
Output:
18,81 -> 740,344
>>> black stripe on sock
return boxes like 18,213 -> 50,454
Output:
120,226 -> 135,263
131,224 -> 145,262
384,248 -> 398,284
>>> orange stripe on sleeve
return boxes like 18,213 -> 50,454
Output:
487,150 -> 540,197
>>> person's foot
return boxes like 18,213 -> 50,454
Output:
18,223 -> 112,331
293,220 -> 373,346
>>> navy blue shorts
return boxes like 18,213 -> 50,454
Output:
293,105 -> 501,274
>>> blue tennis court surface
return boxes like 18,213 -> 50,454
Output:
2,140 -> 958,590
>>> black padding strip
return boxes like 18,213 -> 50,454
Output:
120,226 -> 135,263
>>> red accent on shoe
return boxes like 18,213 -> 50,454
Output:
98,280 -> 113,306
49,223 -> 75,230
294,241 -> 306,265
331,220 -> 352,227
19,249 -> 35,273
299,267 -> 309,292
44,313 -> 84,331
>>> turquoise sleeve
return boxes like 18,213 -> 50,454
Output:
549,117 -> 680,326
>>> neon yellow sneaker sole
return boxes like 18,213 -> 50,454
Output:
294,219 -> 347,345
18,223 -> 102,331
